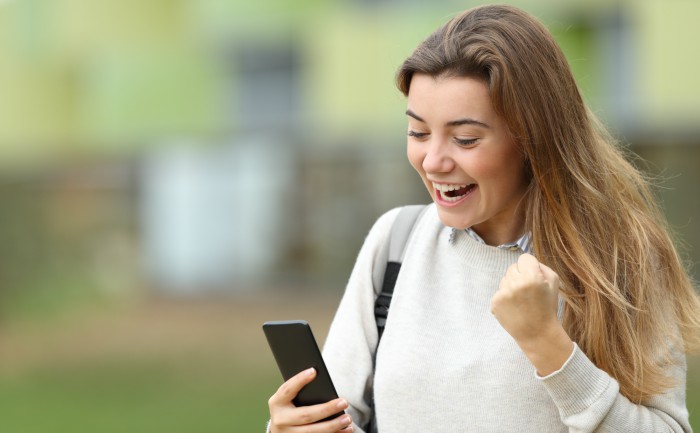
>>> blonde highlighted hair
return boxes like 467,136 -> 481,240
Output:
397,4 -> 700,402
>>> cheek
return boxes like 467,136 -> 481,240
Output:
459,156 -> 492,180
466,152 -> 525,192
407,143 -> 425,174
484,154 -> 527,194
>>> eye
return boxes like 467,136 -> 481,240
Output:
407,130 -> 429,140
454,137 -> 478,147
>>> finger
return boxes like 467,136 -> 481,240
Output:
288,414 -> 354,433
337,421 -> 355,432
269,368 -> 316,408
490,290 -> 504,315
288,398 -> 349,426
539,263 -> 560,289
498,275 -> 508,292
517,253 -> 541,273
301,413 -> 353,433
504,262 -> 520,280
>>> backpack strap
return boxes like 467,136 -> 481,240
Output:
373,205 -> 427,342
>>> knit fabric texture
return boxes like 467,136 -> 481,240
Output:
320,205 -> 691,433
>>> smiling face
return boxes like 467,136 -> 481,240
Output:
406,73 -> 530,246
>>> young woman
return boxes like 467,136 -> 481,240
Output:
267,5 -> 700,432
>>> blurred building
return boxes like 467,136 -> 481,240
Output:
0,0 -> 698,301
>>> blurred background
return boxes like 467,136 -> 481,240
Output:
0,0 -> 698,431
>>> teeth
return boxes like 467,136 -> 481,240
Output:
432,182 -> 470,192
432,182 -> 475,202
442,194 -> 462,202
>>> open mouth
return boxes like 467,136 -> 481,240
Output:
432,182 -> 477,203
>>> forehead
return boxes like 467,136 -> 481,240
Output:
406,74 -> 495,122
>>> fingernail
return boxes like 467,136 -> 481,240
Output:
337,399 -> 348,409
342,414 -> 352,425
305,367 -> 315,376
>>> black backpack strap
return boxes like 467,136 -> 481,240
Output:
373,205 -> 427,342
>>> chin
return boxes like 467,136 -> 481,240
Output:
435,208 -> 472,230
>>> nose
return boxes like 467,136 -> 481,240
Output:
422,137 -> 454,174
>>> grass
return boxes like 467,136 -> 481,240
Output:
0,295 -> 697,432
0,360 -> 277,433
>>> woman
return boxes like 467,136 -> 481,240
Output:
267,5 -> 700,432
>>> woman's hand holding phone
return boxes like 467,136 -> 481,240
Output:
268,368 -> 354,433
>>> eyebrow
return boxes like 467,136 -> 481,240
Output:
405,109 -> 490,129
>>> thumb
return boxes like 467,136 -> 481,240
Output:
539,263 -> 561,291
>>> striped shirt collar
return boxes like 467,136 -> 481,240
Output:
455,227 -> 532,253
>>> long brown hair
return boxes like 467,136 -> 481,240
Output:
397,4 -> 700,402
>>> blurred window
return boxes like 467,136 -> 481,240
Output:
233,41 -> 301,131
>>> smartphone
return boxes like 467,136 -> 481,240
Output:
262,320 -> 344,420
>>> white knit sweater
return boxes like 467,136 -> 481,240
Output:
321,205 -> 692,433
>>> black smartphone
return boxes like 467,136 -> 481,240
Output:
262,320 -> 344,420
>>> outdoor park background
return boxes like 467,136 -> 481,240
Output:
0,0 -> 699,431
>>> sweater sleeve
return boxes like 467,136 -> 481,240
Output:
539,343 -> 692,433
321,207 -> 401,433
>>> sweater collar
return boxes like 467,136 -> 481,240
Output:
450,227 -> 532,254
